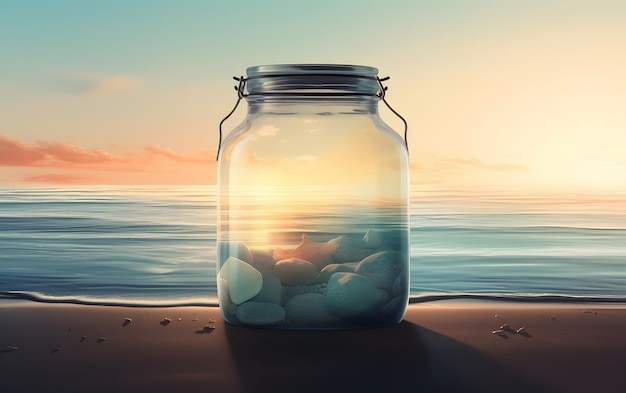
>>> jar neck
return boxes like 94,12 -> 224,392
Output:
246,96 -> 379,115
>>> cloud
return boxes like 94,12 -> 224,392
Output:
88,75 -> 141,96
1,135 -> 217,184
436,157 -> 529,172
46,71 -> 142,96
143,145 -> 214,163
0,135 -> 123,167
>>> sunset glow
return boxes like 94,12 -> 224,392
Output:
2,1 -> 626,190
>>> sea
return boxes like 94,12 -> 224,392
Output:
1,185 -> 625,306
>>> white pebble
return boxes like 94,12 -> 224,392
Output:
516,327 -> 527,334
492,329 -> 506,335
218,257 -> 263,305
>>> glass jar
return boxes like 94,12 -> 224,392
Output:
217,64 -> 409,329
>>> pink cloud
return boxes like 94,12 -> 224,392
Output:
1,134 -> 217,184
0,135 -> 47,165
0,134 -> 123,167
143,145 -> 213,163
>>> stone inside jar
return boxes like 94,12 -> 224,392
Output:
218,230 -> 407,328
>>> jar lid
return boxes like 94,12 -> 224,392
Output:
244,64 -> 380,96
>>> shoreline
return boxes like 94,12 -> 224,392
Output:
2,300 -> 625,392
4,290 -> 626,308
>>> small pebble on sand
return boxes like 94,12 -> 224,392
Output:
97,337 -> 107,343
81,336 -> 86,342
123,318 -> 132,326
192,318 -> 199,321
52,347 -> 61,353
177,318 -> 182,321
195,325 -> 215,334
160,318 -> 172,326
492,329 -> 506,335
516,327 -> 527,334
2,346 -> 19,353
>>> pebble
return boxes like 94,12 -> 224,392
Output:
160,318 -> 172,326
325,272 -> 390,320
492,329 -> 506,336
285,293 -> 341,326
195,325 -> 216,334
281,283 -> 327,303
177,318 -> 182,321
317,262 -> 358,284
250,267 -> 282,304
81,336 -> 86,342
235,302 -> 286,326
2,345 -> 19,353
516,327 -> 527,334
355,250 -> 404,291
123,317 -> 132,326
52,347 -> 61,353
331,235 -> 377,263
218,257 -> 263,305
274,258 -> 319,286
97,337 -> 107,343
251,248 -> 276,270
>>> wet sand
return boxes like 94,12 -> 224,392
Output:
1,300 -> 624,393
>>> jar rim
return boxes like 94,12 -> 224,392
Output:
246,64 -> 378,78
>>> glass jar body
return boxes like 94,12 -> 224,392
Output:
217,69 -> 409,329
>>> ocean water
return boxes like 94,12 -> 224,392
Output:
1,185 -> 625,306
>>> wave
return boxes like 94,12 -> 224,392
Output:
409,293 -> 626,303
2,291 -> 624,308
0,291 -> 219,307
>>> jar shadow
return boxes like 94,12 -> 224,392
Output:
224,320 -> 547,393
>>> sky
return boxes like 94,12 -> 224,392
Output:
1,0 -> 626,189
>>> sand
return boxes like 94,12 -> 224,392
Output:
1,300 -> 625,393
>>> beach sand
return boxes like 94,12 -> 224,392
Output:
1,300 -> 624,393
